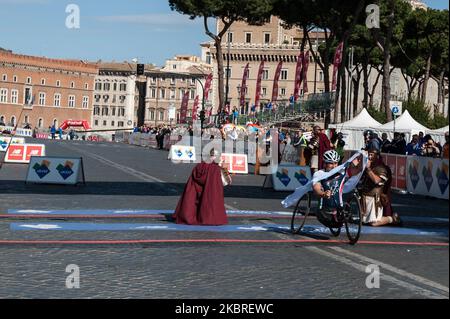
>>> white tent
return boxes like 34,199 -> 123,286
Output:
427,125 -> 449,145
372,110 -> 430,143
329,108 -> 382,150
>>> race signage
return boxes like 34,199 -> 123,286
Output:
272,164 -> 312,191
407,157 -> 448,200
5,144 -> 46,164
0,126 -> 32,137
0,136 -> 25,152
389,101 -> 402,116
220,153 -> 248,174
26,157 -> 86,185
169,145 -> 196,162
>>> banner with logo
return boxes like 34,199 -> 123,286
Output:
293,51 -> 304,101
26,157 -> 85,185
179,91 -> 190,124
204,73 -> 213,101
240,63 -> 250,107
383,153 -> 407,190
254,60 -> 265,109
5,144 -> 46,164
302,50 -> 310,93
407,157 -> 449,200
0,126 -> 32,137
169,145 -> 196,162
272,164 -> 312,191
332,42 -> 344,91
192,95 -> 199,121
220,153 -> 248,174
0,136 -> 25,152
271,61 -> 283,104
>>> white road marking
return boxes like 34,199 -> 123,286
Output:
330,246 -> 450,294
306,246 -> 448,299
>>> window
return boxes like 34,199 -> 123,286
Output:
70,82 -> 75,88
262,70 -> 269,80
190,78 -> 196,85
38,118 -> 43,128
85,83 -> 89,90
13,76 -> 17,83
0,89 -> 8,103
102,107 -> 108,116
24,115 -> 29,125
27,77 -> 32,84
41,78 -> 46,85
262,88 -> 267,96
225,68 -> 232,78
39,92 -> 46,106
319,71 -> 324,82
150,110 -> 155,121
56,80 -> 61,87
24,87 -> 32,104
170,89 -> 176,99
151,88 -> 156,98
111,121 -> 115,127
118,121 -> 124,127
151,77 -> 156,84
119,83 -> 126,91
10,116 -> 16,126
103,120 -> 107,126
103,83 -> 110,91
190,90 -> 195,99
113,83 -> 117,91
120,108 -> 125,117
82,96 -> 89,109
281,70 -> 288,80
94,120 -> 99,126
280,88 -> 286,96
245,32 -> 252,43
206,53 -> 212,65
112,107 -> 116,116
159,111 -> 164,121
93,106 -> 100,115
264,33 -> 271,44
53,93 -> 61,106
95,82 -> 102,90
11,90 -> 18,104
170,78 -> 175,85
160,89 -> 166,99
172,65 -> 177,70
119,95 -> 126,104
2,74 -> 6,81
68,95 -> 75,107
227,32 -> 233,43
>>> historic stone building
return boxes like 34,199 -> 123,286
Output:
0,49 -> 97,129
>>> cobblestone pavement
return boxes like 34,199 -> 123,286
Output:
0,139 -> 448,299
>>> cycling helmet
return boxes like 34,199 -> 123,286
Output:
323,150 -> 340,163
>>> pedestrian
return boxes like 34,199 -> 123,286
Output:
380,133 -> 391,153
172,149 -> 228,225
58,127 -> 63,140
50,124 -> 56,140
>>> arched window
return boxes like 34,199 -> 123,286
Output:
38,118 -> 43,128
10,116 -> 16,126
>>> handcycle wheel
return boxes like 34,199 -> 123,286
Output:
344,193 -> 363,245
290,193 -> 311,234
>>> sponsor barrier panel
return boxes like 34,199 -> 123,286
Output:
272,164 -> 312,191
407,157 -> 449,200
35,133 -> 50,139
0,126 -> 32,137
5,144 -> 46,164
220,153 -> 248,174
382,153 -> 407,191
26,157 -> 85,185
169,145 -> 196,162
0,136 -> 25,152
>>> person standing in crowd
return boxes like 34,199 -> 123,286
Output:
381,133 -> 391,153
293,129 -> 308,166
50,124 -> 56,140
421,136 -> 441,158
232,108 -> 239,125
442,132 -> 449,159
363,130 -> 381,152
358,148 -> 401,227
406,134 -> 421,156
331,132 -> 345,164
390,132 -> 407,155
418,131 -> 426,147
308,125 -> 332,172
58,127 -> 63,140
172,148 -> 228,226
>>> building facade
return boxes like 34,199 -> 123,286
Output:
201,16 -> 329,115
0,49 -> 97,130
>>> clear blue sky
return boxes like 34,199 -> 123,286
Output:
0,0 -> 447,67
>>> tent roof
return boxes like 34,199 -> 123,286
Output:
432,125 -> 449,133
329,108 -> 382,129
374,110 -> 429,132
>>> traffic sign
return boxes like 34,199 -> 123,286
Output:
390,101 -> 402,116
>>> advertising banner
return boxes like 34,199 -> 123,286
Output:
272,164 -> 312,191
407,157 -> 449,200
383,153 -> 407,191
0,136 -> 25,152
26,157 -> 85,185
169,145 -> 196,162
220,153 -> 248,174
5,144 -> 45,164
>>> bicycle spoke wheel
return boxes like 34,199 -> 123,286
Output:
291,193 -> 311,234
345,194 -> 362,245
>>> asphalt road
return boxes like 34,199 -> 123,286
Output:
0,138 -> 448,299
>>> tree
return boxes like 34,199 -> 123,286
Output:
169,0 -> 275,116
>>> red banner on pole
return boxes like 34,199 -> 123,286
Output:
332,42 -> 344,91
192,95 -> 199,121
254,60 -> 265,109
179,91 -> 190,124
293,51 -> 304,102
302,51 -> 310,94
240,63 -> 250,107
271,61 -> 283,103
204,73 -> 213,101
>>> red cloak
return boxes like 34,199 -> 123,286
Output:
317,133 -> 332,170
173,162 -> 228,225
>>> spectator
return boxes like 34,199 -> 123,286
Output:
293,129 -> 308,166
381,133 -> 391,154
232,108 -> 239,125
58,127 -> 63,140
363,130 -> 381,152
421,136 -> 441,158
418,131 -> 426,147
390,132 -> 407,155
406,134 -> 421,156
308,125 -> 332,172
442,132 -> 449,159
50,125 -> 56,140
331,132 -> 345,164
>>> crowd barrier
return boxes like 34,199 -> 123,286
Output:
0,126 -> 32,137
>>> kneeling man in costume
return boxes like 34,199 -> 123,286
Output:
172,149 -> 230,226
359,148 -> 401,226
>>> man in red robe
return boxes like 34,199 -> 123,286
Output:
172,149 -> 228,225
